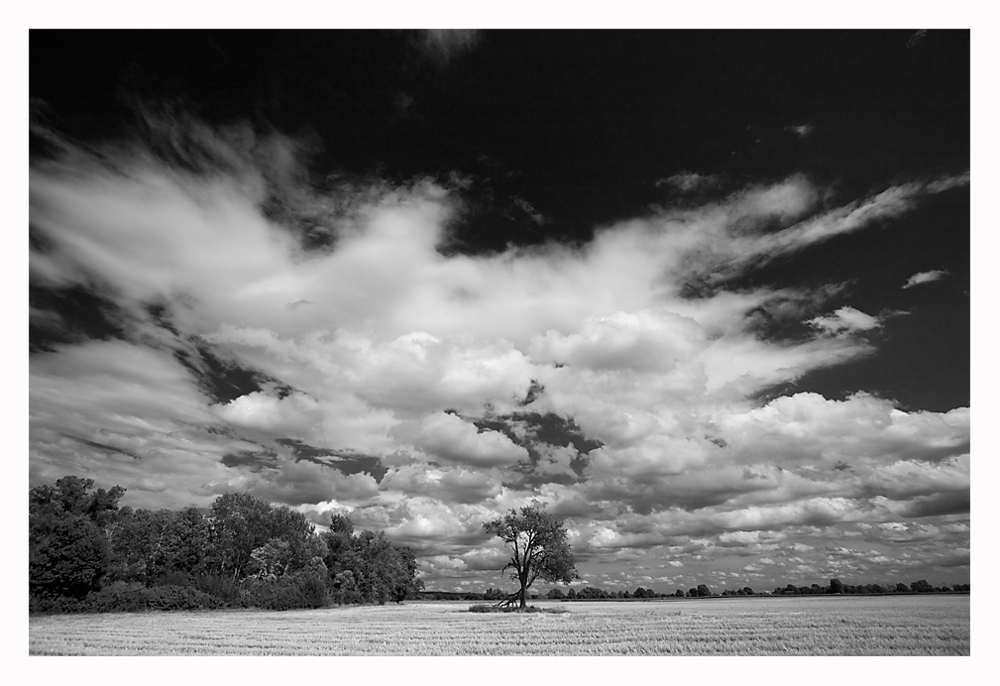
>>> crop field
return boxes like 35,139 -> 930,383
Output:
29,595 -> 969,656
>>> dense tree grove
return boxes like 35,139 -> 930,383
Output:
29,476 -> 423,614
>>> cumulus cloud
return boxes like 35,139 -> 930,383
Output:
530,309 -> 702,373
380,464 -> 503,504
718,393 -> 969,468
902,269 -> 949,289
212,390 -> 323,436
399,412 -> 529,468
538,443 -> 581,474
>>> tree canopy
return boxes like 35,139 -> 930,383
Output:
29,476 -> 423,614
30,476 -> 126,599
482,506 -> 577,609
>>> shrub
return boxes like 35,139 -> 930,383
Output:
194,574 -> 242,604
29,593 -> 87,615
150,571 -> 194,588
31,582 -> 228,614
142,585 -> 226,611
83,582 -> 226,612
240,571 -> 329,611
84,581 -> 149,612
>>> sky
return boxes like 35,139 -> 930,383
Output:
27,28 -> 972,594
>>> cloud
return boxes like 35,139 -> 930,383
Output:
656,171 -> 721,193
556,391 -> 969,530
532,443 -> 580,479
529,309 -> 702,373
718,393 -> 969,468
785,124 -> 814,138
30,339 -> 243,509
380,464 -> 503,504
716,176 -> 968,275
417,30 -> 480,65
202,460 -> 381,507
906,30 -> 928,49
934,547 -> 970,568
399,412 -> 529,468
807,306 -> 881,335
212,390 -> 323,437
129,477 -> 168,493
902,269 -> 949,289
29,113 -> 971,590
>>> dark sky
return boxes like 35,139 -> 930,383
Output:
29,29 -> 970,591
32,30 -> 969,409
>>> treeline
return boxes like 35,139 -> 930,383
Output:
770,578 -> 970,595
29,476 -> 423,614
422,578 -> 970,603
419,585 -> 708,601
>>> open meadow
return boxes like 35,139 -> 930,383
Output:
29,594 -> 969,656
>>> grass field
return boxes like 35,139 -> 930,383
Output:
28,595 -> 969,656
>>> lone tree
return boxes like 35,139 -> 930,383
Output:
482,506 -> 577,609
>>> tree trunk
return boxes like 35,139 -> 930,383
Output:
519,583 -> 527,609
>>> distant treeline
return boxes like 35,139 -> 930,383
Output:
421,578 -> 969,603
29,476 -> 423,614
770,579 -> 969,595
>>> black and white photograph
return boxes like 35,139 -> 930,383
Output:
25,22 -> 976,662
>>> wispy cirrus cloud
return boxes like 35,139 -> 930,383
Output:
903,269 -> 949,289
907,30 -> 928,49
656,170 -> 721,193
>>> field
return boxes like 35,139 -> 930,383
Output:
29,595 -> 969,656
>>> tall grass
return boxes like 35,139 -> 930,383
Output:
29,595 -> 969,656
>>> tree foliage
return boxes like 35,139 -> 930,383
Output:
29,476 -> 423,614
482,506 -> 577,609
30,476 -> 125,599
321,525 -> 423,605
